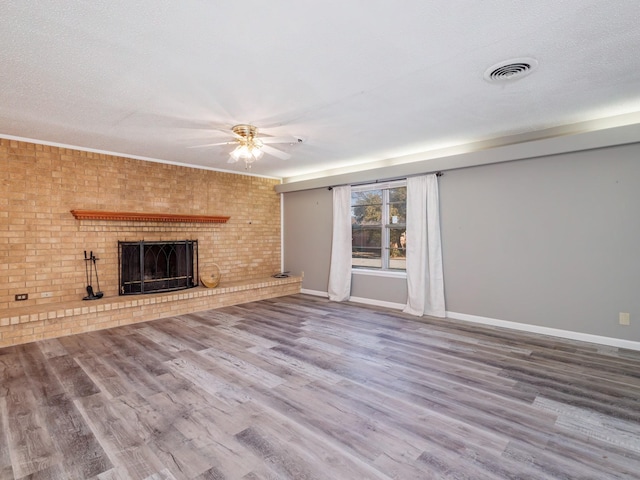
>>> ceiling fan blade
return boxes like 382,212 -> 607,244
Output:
259,135 -> 303,144
227,156 -> 239,163
261,144 -> 291,160
188,141 -> 236,149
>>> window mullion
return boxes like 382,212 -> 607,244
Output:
382,189 -> 390,270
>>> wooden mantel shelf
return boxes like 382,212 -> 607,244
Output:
70,209 -> 230,223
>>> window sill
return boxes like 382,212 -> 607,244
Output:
352,268 -> 407,279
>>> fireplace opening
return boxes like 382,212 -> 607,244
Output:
118,240 -> 198,295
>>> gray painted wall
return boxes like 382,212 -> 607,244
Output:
282,188 -> 408,304
440,143 -> 640,340
351,273 -> 407,305
282,188 -> 332,292
282,142 -> 640,341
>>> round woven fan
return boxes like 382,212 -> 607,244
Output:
200,263 -> 221,288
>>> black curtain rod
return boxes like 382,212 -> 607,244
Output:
327,171 -> 443,190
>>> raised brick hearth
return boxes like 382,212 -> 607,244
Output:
1,276 -> 302,347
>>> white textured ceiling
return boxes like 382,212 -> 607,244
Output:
2,1 -> 640,180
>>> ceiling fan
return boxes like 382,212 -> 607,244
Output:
189,124 -> 303,168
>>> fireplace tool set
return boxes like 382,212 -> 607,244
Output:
83,250 -> 104,300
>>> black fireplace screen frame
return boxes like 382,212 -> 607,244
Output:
118,240 -> 199,295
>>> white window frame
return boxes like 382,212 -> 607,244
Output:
351,180 -> 407,276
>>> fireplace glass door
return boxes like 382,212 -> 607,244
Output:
118,240 -> 198,295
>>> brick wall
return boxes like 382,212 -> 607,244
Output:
0,138 -> 282,311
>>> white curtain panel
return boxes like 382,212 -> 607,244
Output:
403,174 -> 446,317
328,185 -> 352,301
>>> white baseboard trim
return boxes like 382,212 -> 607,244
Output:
300,289 -> 329,298
447,311 -> 640,351
300,289 -> 405,310
297,291 -> 640,351
348,296 -> 406,311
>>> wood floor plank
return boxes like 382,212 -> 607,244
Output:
0,397 -> 15,479
3,387 -> 60,478
74,392 -> 145,454
171,408 -> 259,478
0,350 -> 26,399
111,326 -> 178,362
16,344 -> 112,478
533,396 -> 640,453
165,351 -> 252,408
102,330 -> 173,377
200,346 -> 286,389
75,353 -> 133,399
47,354 -> 101,399
36,338 -> 70,359
1,294 -> 640,479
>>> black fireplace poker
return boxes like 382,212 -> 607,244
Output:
83,250 -> 104,300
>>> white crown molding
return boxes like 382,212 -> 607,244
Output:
0,133 -> 281,180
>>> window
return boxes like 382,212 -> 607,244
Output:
351,181 -> 406,271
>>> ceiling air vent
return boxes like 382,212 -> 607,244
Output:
484,58 -> 538,82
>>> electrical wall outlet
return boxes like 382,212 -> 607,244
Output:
41,291 -> 53,298
15,293 -> 28,301
619,312 -> 630,326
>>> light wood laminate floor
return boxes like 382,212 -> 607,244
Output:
1,294 -> 640,479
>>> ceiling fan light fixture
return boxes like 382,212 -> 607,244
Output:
230,141 -> 264,163
251,146 -> 264,160
230,144 -> 247,160
194,123 -> 293,167
229,124 -> 266,166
